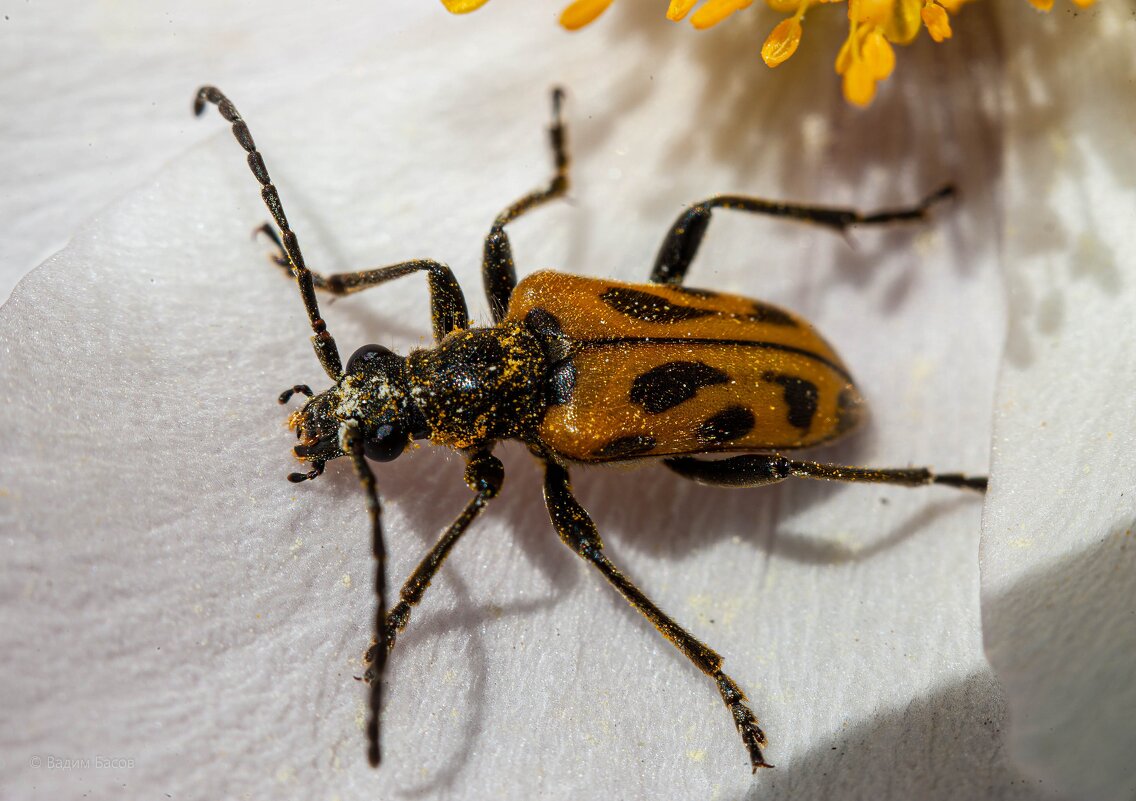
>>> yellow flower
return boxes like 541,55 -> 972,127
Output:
441,0 -> 1099,106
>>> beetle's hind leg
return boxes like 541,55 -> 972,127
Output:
541,459 -> 771,772
664,453 -> 987,492
650,185 -> 955,286
482,88 -> 572,322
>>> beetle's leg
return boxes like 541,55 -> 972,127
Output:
194,86 -> 344,379
339,421 -> 387,767
255,223 -> 469,339
361,450 -> 503,678
650,185 -> 955,285
482,87 -> 571,322
257,223 -> 331,287
541,459 -> 771,772
664,454 -> 987,492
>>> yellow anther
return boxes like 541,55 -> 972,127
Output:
440,0 -> 491,13
690,0 -> 754,30
884,0 -> 922,43
762,18 -> 805,67
921,2 -> 952,41
559,0 -> 616,29
842,61 -> 878,106
667,0 -> 700,20
848,0 -> 892,27
862,27 -> 896,78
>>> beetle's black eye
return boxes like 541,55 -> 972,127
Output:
363,422 -> 409,462
347,344 -> 395,374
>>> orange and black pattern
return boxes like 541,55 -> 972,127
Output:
505,271 -> 865,463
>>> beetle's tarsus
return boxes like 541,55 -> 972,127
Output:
933,472 -> 988,492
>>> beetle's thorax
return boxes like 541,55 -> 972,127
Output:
406,321 -> 549,449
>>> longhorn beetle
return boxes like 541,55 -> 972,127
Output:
194,85 -> 985,772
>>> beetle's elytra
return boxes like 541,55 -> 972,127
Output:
194,85 -> 985,772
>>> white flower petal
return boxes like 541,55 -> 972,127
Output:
982,5 -> 1136,801
3,3 -> 1106,799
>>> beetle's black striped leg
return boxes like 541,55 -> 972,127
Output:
361,450 -> 503,679
339,421 -> 387,767
664,453 -> 987,492
650,185 -> 955,285
541,459 -> 771,772
256,223 -> 331,289
255,223 -> 470,341
483,87 -> 571,322
194,86 -> 344,379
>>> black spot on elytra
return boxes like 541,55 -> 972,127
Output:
630,361 -> 730,414
747,301 -> 798,326
546,360 -> 577,406
762,371 -> 819,431
600,287 -> 713,323
696,406 -> 756,445
593,434 -> 657,459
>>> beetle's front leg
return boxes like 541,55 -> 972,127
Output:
362,449 -> 503,679
257,219 -> 469,344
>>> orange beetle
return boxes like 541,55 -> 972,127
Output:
195,85 -> 983,772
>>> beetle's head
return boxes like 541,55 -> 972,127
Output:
283,344 -> 426,482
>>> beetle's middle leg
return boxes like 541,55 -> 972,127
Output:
482,87 -> 572,322
650,185 -> 955,285
541,458 -> 771,772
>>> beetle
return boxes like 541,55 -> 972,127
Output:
194,85 -> 985,773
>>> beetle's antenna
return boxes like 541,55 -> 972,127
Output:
341,422 -> 388,767
194,86 -> 344,380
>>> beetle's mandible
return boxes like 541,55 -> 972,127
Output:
194,85 -> 985,772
